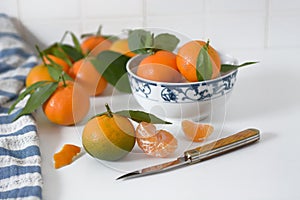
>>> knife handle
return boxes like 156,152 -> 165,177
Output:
184,128 -> 260,163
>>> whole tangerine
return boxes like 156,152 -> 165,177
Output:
82,108 -> 136,161
43,54 -> 70,73
110,39 -> 136,57
71,58 -> 108,96
81,35 -> 112,56
176,40 -> 221,82
25,64 -> 55,87
42,80 -> 90,126
136,50 -> 183,83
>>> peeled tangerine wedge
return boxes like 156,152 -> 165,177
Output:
181,120 -> 214,142
136,122 -> 178,158
53,144 -> 81,169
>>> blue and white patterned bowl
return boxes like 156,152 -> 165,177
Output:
126,52 -> 238,121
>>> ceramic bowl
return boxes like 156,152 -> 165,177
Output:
126,52 -> 238,121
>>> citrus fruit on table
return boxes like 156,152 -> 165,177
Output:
136,50 -> 183,83
110,39 -> 136,57
81,35 -> 112,56
176,40 -> 221,82
43,54 -> 70,73
25,64 -> 54,87
135,122 -> 178,157
70,58 -> 108,96
82,110 -> 136,161
181,120 -> 214,142
42,80 -> 90,126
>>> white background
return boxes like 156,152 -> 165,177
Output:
1,0 -> 300,199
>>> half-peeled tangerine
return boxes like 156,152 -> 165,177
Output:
135,122 -> 178,158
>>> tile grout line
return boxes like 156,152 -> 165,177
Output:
264,0 -> 270,49
79,0 -> 84,36
142,0 -> 147,27
203,0 -> 207,40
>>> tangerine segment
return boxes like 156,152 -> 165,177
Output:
176,40 -> 221,82
53,144 -> 81,169
181,120 -> 214,142
25,64 -> 54,87
42,81 -> 90,126
72,58 -> 108,96
136,122 -> 177,158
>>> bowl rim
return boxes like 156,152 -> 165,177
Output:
126,54 -> 238,86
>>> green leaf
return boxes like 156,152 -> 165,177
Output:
68,31 -> 82,53
196,43 -> 213,81
91,50 -> 131,93
128,29 -> 154,54
52,47 -> 73,67
42,43 -> 59,55
153,33 -> 180,52
220,61 -> 259,73
8,81 -> 51,113
47,66 -> 73,81
60,44 -> 84,62
115,110 -> 172,124
13,82 -> 58,120
102,35 -> 120,43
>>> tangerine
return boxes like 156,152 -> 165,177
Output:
42,80 -> 90,126
110,39 -> 136,57
25,64 -> 55,87
81,35 -> 112,56
176,40 -> 221,82
43,54 -> 70,73
181,120 -> 214,142
136,50 -> 183,83
71,58 -> 108,96
82,109 -> 136,161
136,122 -> 177,157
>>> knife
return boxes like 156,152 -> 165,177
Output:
116,128 -> 260,180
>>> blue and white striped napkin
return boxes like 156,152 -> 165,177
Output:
0,14 -> 42,199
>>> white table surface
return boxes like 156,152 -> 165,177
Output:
36,48 -> 300,200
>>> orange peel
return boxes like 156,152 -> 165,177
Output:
53,144 -> 81,169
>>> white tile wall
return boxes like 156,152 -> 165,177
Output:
18,0 -> 81,20
0,0 -> 300,50
82,0 -> 143,19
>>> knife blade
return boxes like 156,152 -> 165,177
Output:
116,128 -> 260,180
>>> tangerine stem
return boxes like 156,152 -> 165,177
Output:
60,31 -> 68,44
96,25 -> 103,36
205,39 -> 210,50
35,45 -> 46,65
105,103 -> 113,118
61,73 -> 67,87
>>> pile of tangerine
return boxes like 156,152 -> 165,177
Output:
136,40 -> 221,83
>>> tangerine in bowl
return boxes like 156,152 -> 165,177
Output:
126,51 -> 239,122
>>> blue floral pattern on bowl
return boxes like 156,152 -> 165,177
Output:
128,69 -> 237,103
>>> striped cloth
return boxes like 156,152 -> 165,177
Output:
0,14 -> 42,199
